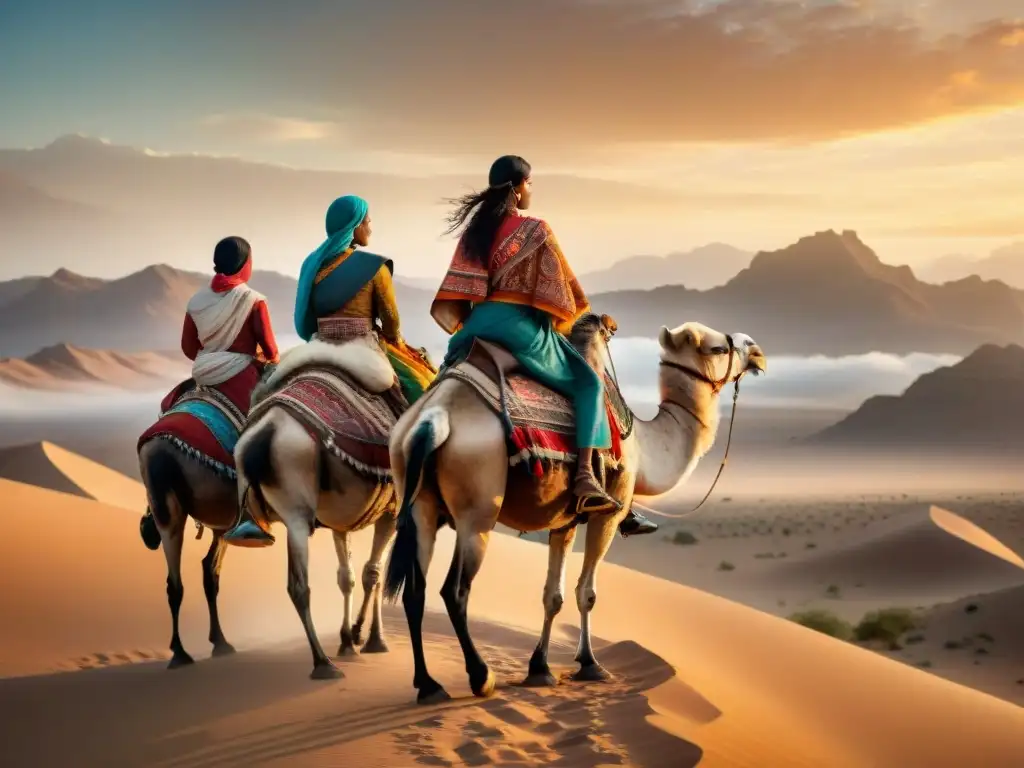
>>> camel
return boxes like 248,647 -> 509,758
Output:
138,441 -> 240,668
383,316 -> 766,704
232,336 -> 403,680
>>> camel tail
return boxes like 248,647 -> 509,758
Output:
384,407 -> 449,604
144,441 -> 194,527
238,421 -> 277,518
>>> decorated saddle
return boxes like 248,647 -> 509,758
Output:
137,381 -> 246,479
245,336 -> 406,480
438,314 -> 633,477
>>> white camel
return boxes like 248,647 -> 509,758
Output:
233,337 -> 403,679
383,315 -> 766,703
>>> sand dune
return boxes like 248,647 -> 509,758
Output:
0,441 -> 146,511
765,503 -> 1024,602
1,466 -> 1024,767
0,343 -> 188,391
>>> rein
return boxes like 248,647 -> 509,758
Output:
634,336 -> 745,521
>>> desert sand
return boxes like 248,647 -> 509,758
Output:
0,344 -> 189,391
1,445 -> 1024,767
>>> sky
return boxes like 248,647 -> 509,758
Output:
2,0 -> 1024,267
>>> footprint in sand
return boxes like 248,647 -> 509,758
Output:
390,640 -> 700,767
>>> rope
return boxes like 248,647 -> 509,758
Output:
633,377 -> 742,521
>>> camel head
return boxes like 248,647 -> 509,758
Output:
658,322 -> 766,392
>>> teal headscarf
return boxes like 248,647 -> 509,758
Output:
294,195 -> 370,340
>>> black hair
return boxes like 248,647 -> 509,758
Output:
444,155 -> 531,266
212,236 -> 252,275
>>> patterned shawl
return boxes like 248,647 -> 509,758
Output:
431,215 -> 590,334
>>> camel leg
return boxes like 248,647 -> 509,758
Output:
523,526 -> 578,687
284,520 -> 342,680
442,518 -> 498,699
333,530 -> 358,657
572,512 -> 621,682
400,491 -> 449,705
355,511 -> 396,654
201,531 -> 236,657
158,510 -> 194,669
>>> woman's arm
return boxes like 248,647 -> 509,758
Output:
181,314 -> 201,360
372,266 -> 402,343
252,301 -> 280,363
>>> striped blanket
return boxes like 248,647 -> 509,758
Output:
138,385 -> 246,479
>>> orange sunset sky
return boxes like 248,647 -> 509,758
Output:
1,0 -> 1023,275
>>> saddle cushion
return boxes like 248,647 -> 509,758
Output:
442,362 -> 633,475
138,385 -> 246,479
247,365 -> 406,480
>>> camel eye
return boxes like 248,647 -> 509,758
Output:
710,345 -> 728,355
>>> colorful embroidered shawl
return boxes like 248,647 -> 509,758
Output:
431,215 -> 590,334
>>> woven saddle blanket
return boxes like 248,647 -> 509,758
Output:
137,385 -> 246,479
246,366 -> 405,480
441,362 -> 633,475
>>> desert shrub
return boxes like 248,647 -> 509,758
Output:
825,584 -> 841,598
671,530 -> 699,546
855,608 -> 919,649
718,561 -> 736,572
788,609 -> 854,641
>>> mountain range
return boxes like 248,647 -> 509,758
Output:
0,344 -> 187,391
0,134 -> 724,283
810,343 -> 1024,452
919,243 -> 1024,288
577,243 -> 753,292
0,228 -> 1022,358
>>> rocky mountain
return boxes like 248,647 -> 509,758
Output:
809,344 -> 1024,452
594,230 -> 1024,355
0,263 -> 436,358
919,243 -> 1024,289
577,243 -> 753,292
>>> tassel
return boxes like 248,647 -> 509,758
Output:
531,458 -> 544,477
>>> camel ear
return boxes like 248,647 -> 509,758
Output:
678,327 -> 701,348
659,326 -> 676,351
599,313 -> 618,336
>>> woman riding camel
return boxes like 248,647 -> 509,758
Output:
431,155 -> 657,537
181,236 -> 280,411
224,195 -> 435,545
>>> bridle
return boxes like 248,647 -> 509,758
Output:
638,334 -> 747,519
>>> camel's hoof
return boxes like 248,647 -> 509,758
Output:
310,662 -> 344,680
211,642 -> 236,658
417,685 -> 452,706
572,663 -> 612,683
351,624 -> 365,647
167,652 -> 195,670
336,643 -> 359,658
522,672 -> 559,687
471,668 -> 497,698
361,635 -> 390,654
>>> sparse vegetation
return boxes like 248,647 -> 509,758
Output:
788,609 -> 854,641
670,530 -> 698,546
717,561 -> 736,572
854,608 -> 919,650
916,660 -> 933,669
906,634 -> 926,645
943,639 -> 964,650
964,603 -> 979,614
805,542 -> 817,549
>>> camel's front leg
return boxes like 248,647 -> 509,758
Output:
333,530 -> 358,656
285,521 -> 342,680
354,510 -> 396,654
523,525 -> 578,687
573,508 -> 623,682
201,531 -> 236,657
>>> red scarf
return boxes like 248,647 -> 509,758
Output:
210,258 -> 253,293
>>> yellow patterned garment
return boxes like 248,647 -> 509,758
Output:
315,248 -> 401,342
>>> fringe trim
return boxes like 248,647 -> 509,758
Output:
149,434 -> 238,480
322,434 -> 393,481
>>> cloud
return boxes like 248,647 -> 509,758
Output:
199,113 -> 342,143
604,338 -> 959,410
262,0 -> 1024,153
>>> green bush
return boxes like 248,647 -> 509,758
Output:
855,608 -> 919,649
789,609 -> 854,641
671,530 -> 699,546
